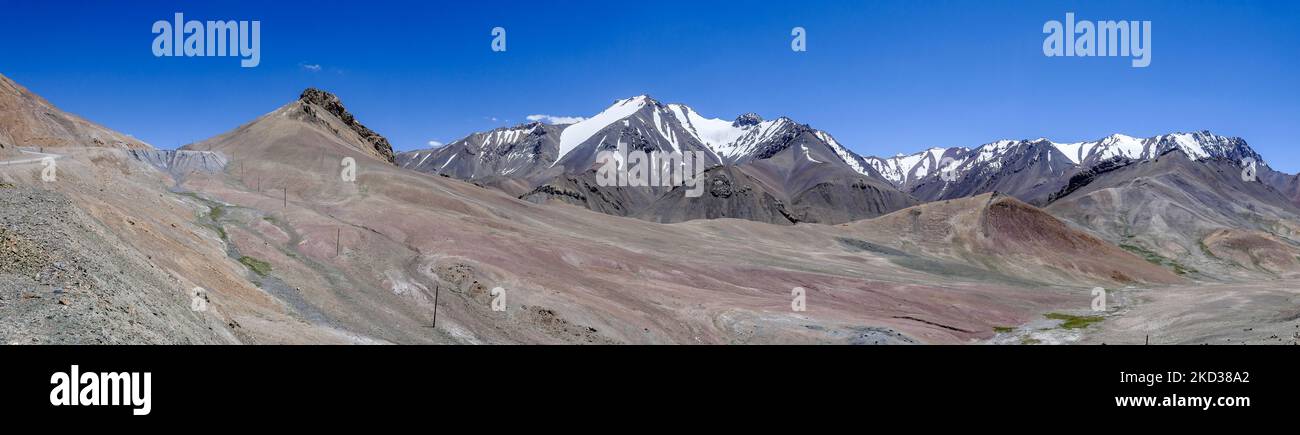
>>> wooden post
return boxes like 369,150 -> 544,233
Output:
432,285 -> 440,328
335,228 -> 340,257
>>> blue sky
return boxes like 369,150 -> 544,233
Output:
3,0 -> 1299,170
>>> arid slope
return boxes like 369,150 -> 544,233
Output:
0,73 -> 150,149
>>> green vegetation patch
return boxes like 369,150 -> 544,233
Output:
208,204 -> 225,221
206,224 -> 228,241
1120,243 -> 1196,275
1044,312 -> 1104,330
1198,240 -> 1219,259
238,255 -> 272,276
993,326 -> 1016,333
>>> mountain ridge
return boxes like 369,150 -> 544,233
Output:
0,72 -> 152,150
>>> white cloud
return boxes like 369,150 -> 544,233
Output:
301,63 -> 322,72
427,140 -> 444,148
526,114 -> 586,125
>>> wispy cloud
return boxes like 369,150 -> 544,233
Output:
300,63 -> 322,73
427,140 -> 444,148
527,114 -> 586,125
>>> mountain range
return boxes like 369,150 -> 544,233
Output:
5,71 -> 1300,345
398,95 -> 1297,224
399,95 -> 917,225
394,92 -> 1300,288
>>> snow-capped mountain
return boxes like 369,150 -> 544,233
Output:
1054,131 -> 1261,167
396,92 -> 1279,223
547,94 -> 883,174
908,138 -> 1079,204
398,95 -> 913,224
549,95 -> 722,172
901,131 -> 1269,204
397,121 -> 565,182
400,94 -> 896,184
866,131 -> 1265,192
864,147 -> 970,189
664,104 -> 799,164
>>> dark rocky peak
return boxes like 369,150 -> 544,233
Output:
733,113 -> 763,127
298,88 -> 395,164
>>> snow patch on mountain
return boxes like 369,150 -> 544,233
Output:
665,104 -> 793,162
865,147 -> 964,185
666,104 -> 747,156
556,96 -> 649,164
816,131 -> 870,176
1040,132 -> 1241,167
1166,132 -> 1213,159
801,144 -> 823,163
482,124 -> 537,148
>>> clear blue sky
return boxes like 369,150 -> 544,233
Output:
3,0 -> 1299,170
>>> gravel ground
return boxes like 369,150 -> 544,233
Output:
0,185 -> 229,344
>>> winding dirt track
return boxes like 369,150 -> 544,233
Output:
0,149 -> 62,166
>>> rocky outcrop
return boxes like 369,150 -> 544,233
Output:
298,88 -> 395,164
635,166 -> 798,225
520,170 -> 665,217
733,112 -> 763,127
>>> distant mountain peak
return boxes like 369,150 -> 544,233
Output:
299,88 -> 340,107
617,94 -> 658,106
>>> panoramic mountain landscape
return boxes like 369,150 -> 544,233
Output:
4,70 -> 1300,345
10,0 -> 1300,422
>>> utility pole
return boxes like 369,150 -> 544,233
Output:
335,228 -> 340,257
432,286 -> 441,328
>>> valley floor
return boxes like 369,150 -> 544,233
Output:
1079,282 -> 1300,345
